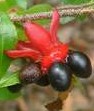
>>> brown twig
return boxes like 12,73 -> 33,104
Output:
56,2 -> 94,10
9,3 -> 94,22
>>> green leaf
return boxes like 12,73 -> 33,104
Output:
61,16 -> 75,24
25,4 -> 52,14
0,88 -> 21,100
0,12 -> 17,78
61,16 -> 86,24
0,58 -> 27,88
0,1 -> 9,12
6,0 -> 27,9
0,71 -> 20,88
15,23 -> 27,41
76,15 -> 87,22
61,0 -> 90,4
0,58 -> 26,100
18,4 -> 53,25
0,13 -> 18,100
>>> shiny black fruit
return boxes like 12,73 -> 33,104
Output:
7,84 -> 22,93
35,74 -> 50,86
67,51 -> 92,78
48,62 -> 72,92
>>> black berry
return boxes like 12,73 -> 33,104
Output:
7,84 -> 22,93
48,62 -> 72,92
35,74 -> 50,86
67,51 -> 92,78
19,63 -> 41,84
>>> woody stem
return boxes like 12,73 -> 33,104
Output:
10,2 -> 94,22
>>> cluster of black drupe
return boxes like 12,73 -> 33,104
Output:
8,50 -> 92,93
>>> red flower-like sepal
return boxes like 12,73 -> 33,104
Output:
6,10 -> 69,74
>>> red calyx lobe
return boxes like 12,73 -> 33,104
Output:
41,43 -> 69,73
23,21 -> 68,73
23,21 -> 52,54
6,10 -> 69,74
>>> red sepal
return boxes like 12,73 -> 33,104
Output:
23,21 -> 52,54
5,49 -> 41,61
50,10 -> 59,43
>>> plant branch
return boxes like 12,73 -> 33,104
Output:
56,2 -> 94,10
10,3 -> 94,22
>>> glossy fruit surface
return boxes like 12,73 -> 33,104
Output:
7,84 -> 22,93
67,51 -> 92,78
35,74 -> 50,86
19,64 -> 41,84
48,62 -> 72,92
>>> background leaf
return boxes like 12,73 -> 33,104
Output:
0,71 -> 20,88
15,23 -> 27,41
18,4 -> 53,25
60,16 -> 75,24
0,12 -> 17,78
61,0 -> 91,4
6,0 -> 27,9
0,12 -> 18,100
0,58 -> 27,88
0,88 -> 21,100
0,1 -> 9,12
